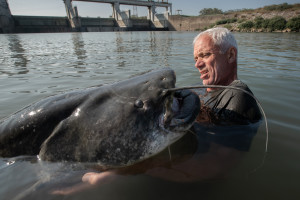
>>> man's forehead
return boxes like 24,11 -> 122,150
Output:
194,37 -> 218,54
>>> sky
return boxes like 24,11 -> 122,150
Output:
7,0 -> 300,18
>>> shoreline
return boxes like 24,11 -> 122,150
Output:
168,7 -> 300,33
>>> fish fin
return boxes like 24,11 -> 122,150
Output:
39,118 -> 78,161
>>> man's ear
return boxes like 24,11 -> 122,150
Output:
227,47 -> 237,63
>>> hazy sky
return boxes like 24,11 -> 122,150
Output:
7,0 -> 300,17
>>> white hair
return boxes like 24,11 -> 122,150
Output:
193,27 -> 238,54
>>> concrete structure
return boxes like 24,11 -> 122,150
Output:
64,0 -> 172,29
168,14 -> 234,31
0,0 -> 172,33
64,0 -> 81,30
13,16 -> 73,33
0,0 -> 14,33
11,15 -> 159,33
9,14 -> 230,33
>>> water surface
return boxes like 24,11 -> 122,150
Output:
0,32 -> 299,200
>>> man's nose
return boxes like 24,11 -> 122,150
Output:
195,59 -> 204,69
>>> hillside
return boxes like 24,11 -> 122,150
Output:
168,3 -> 300,32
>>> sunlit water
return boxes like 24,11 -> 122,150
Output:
0,32 -> 299,200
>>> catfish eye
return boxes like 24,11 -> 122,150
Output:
134,100 -> 144,108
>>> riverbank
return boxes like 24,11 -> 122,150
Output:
168,3 -> 300,32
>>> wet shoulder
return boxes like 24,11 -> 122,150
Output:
204,80 -> 261,123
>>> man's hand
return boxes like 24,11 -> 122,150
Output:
168,89 -> 200,128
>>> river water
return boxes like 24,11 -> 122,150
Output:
0,32 -> 299,200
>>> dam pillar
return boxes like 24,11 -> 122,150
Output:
0,0 -> 14,33
111,2 -> 132,28
112,2 -> 120,21
147,5 -> 155,22
63,0 -> 81,30
148,5 -> 169,29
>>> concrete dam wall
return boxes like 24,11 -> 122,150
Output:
9,16 -> 160,33
3,14 -> 227,33
12,16 -> 72,33
168,15 -> 230,31
7,15 -> 217,33
0,0 -> 170,33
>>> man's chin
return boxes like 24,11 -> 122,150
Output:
202,80 -> 211,86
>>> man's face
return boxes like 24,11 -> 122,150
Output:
193,35 -> 231,87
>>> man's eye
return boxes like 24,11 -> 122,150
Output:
195,53 -> 212,62
203,53 -> 211,57
197,53 -> 211,59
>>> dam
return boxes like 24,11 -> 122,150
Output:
0,0 -> 172,33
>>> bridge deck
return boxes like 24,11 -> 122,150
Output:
72,0 -> 171,8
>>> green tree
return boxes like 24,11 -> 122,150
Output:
286,16 -> 300,31
216,18 -> 237,25
264,3 -> 293,11
238,21 -> 254,29
199,8 -> 223,15
254,17 -> 264,29
268,16 -> 287,31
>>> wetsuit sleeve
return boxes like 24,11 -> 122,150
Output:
203,81 -> 262,124
219,89 -> 262,123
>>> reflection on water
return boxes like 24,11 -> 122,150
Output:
0,32 -> 299,200
71,33 -> 87,67
1,34 -> 29,75
113,32 -> 174,69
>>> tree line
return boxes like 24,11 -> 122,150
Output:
198,3 -> 298,15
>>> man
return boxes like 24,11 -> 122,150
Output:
193,27 -> 261,124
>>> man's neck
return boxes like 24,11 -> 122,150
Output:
206,77 -> 238,92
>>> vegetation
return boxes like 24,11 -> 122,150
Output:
268,16 -> 287,31
286,16 -> 300,31
225,3 -> 299,13
238,21 -> 254,29
263,3 -> 293,11
235,16 -> 300,31
252,17 -> 262,28
195,3 -> 300,32
223,24 -> 233,30
199,8 -> 223,15
225,8 -> 254,14
216,18 -> 237,25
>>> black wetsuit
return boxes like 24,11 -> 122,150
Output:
173,82 -> 262,152
196,80 -> 262,125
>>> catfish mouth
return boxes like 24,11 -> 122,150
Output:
158,90 -> 199,133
